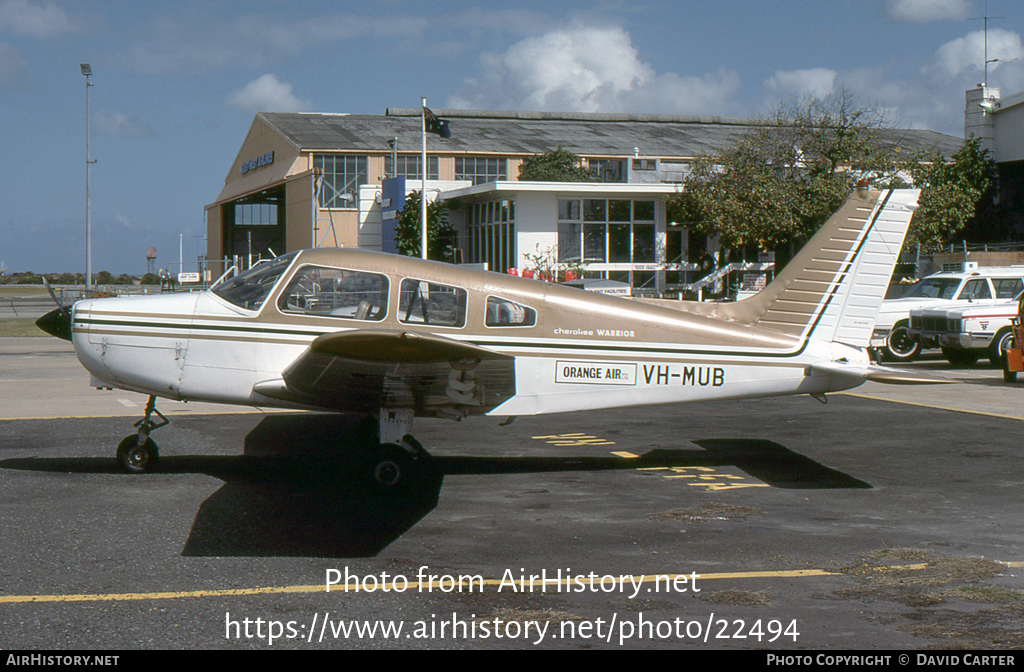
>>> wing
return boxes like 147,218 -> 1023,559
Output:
254,330 -> 516,417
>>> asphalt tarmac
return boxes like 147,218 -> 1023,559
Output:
1,337 -> 1022,650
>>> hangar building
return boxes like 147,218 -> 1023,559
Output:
206,107 -> 961,293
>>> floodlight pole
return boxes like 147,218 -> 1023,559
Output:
421,97 -> 428,260
82,64 -> 95,294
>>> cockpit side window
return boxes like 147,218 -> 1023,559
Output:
398,279 -> 466,328
211,253 -> 296,311
485,296 -> 537,327
278,266 -> 389,321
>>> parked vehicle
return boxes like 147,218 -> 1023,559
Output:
908,289 -> 1024,366
871,266 -> 1024,361
1002,294 -> 1023,382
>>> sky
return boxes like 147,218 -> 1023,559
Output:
2,0 -> 1024,275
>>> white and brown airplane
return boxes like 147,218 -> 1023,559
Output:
37,188 -> 933,487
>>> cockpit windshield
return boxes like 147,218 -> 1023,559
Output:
211,253 -> 297,311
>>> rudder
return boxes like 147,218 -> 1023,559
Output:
721,188 -> 920,347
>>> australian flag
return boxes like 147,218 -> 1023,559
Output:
423,106 -> 451,138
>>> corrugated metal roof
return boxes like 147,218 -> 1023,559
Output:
258,109 -> 963,158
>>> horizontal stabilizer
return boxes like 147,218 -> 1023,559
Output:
811,361 -> 951,385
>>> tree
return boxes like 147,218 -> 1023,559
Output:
518,147 -> 593,182
667,90 -> 907,267
906,136 -> 1000,247
393,191 -> 457,261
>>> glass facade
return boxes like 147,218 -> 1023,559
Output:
466,199 -> 515,274
557,198 -> 657,289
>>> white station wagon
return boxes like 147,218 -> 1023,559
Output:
907,289 -> 1024,366
871,266 -> 1024,361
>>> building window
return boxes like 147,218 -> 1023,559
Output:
314,154 -> 367,208
466,199 -> 515,273
385,155 -> 439,180
558,199 -> 657,287
455,157 -> 507,185
589,158 -> 628,183
234,202 -> 278,226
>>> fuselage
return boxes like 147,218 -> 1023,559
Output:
70,248 -> 870,418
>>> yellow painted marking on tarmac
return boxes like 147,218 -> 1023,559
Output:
611,451 -> 638,458
532,433 -> 616,447
5,561 -> 1018,605
840,392 -> 1024,422
657,466 -> 770,490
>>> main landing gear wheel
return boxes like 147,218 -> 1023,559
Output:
368,436 -> 431,491
116,435 -> 159,474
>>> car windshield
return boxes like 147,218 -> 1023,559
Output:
900,277 -> 963,299
211,253 -> 297,311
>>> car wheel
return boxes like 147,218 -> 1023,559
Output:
989,327 -> 1015,368
942,347 -> 980,367
883,322 -> 920,362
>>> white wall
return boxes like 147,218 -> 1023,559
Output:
511,191 -> 558,269
357,180 -> 471,250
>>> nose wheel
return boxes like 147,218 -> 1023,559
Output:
116,435 -> 159,473
116,396 -> 168,474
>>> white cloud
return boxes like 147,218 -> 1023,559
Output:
765,68 -> 838,99
227,74 -> 312,113
883,0 -> 972,23
94,112 -> 154,137
927,28 -> 1024,80
450,24 -> 739,115
0,0 -> 72,37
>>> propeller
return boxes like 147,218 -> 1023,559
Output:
35,278 -> 73,342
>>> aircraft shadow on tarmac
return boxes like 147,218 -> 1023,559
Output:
0,414 -> 869,558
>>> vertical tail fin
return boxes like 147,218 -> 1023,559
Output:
722,188 -> 919,347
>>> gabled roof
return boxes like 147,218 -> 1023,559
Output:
257,109 -> 964,159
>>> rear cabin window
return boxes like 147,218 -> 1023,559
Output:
399,279 -> 467,328
278,266 -> 388,320
993,278 -> 1024,299
485,296 -> 537,327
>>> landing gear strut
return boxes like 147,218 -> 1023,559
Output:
361,409 -> 432,491
115,396 -> 168,474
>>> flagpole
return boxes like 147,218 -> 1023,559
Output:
421,96 -> 428,260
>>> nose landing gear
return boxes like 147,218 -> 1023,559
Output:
115,396 -> 168,473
